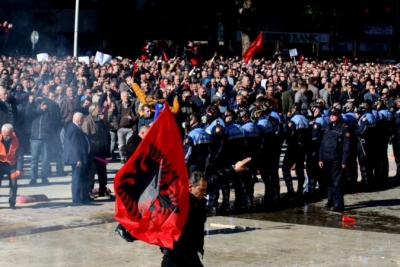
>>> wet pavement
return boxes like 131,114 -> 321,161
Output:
1,149 -> 400,266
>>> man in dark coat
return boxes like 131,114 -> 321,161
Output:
319,107 -> 351,212
160,158 -> 251,267
62,112 -> 90,204
126,125 -> 150,161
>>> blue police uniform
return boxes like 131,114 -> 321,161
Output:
256,114 -> 277,209
260,109 -> 284,209
203,117 -> 226,213
305,115 -> 326,199
239,120 -> 261,211
342,112 -> 358,127
319,118 -> 350,211
376,107 -> 394,185
341,111 -> 358,193
219,122 -> 246,213
184,125 -> 211,174
354,111 -> 377,188
282,112 -> 309,200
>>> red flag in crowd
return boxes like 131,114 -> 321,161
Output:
131,63 -> 138,78
161,51 -> 168,61
299,54 -> 305,64
114,103 -> 189,249
243,31 -> 264,63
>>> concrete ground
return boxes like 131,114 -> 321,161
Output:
1,147 -> 400,267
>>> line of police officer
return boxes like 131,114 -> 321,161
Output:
183,96 -> 399,215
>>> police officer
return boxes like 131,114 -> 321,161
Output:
305,103 -> 327,201
376,98 -> 393,187
183,113 -> 211,174
341,102 -> 359,193
203,104 -> 225,214
221,110 -> 246,214
282,104 -> 309,203
239,109 -> 261,212
319,107 -> 351,212
262,98 -> 284,207
256,102 -> 278,210
204,104 -> 225,169
355,100 -> 377,190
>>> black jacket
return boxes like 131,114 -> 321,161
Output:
25,101 -> 59,141
319,120 -> 351,165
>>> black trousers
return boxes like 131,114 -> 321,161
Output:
306,151 -> 324,195
161,249 -> 203,267
282,145 -> 306,194
86,154 -> 108,194
71,164 -> 88,203
0,162 -> 17,207
323,160 -> 344,209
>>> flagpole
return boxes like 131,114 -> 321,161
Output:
73,0 -> 80,57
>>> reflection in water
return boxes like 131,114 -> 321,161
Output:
235,203 -> 400,235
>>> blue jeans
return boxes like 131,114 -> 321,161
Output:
117,128 -> 133,158
30,139 -> 50,180
109,130 -> 117,158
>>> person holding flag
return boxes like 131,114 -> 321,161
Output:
160,157 -> 251,267
114,102 -> 251,267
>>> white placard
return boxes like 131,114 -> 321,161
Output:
289,49 -> 298,58
94,51 -> 112,65
37,53 -> 49,62
78,56 -> 90,65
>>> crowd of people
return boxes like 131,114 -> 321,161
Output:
0,43 -> 399,213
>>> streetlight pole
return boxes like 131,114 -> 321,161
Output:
73,0 -> 80,57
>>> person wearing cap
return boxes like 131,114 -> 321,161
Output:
281,103 -> 309,204
376,98 -> 393,188
319,107 -> 351,212
238,109 -> 260,212
354,100 -> 377,190
305,103 -> 327,201
220,110 -> 245,214
342,102 -> 359,193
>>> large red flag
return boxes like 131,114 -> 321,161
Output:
114,104 -> 189,249
243,31 -> 264,63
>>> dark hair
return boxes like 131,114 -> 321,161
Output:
224,110 -> 237,120
190,112 -> 202,124
153,89 -> 163,100
206,104 -> 220,117
189,171 -> 206,186
141,104 -> 151,111
239,109 -> 251,119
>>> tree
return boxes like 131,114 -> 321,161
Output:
236,0 -> 257,55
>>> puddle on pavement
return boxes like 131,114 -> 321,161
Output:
2,202 -> 400,240
0,214 -> 116,239
234,203 -> 400,234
